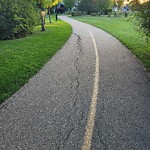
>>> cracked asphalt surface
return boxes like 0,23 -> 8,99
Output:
0,16 -> 150,150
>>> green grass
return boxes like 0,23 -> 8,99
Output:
0,16 -> 72,103
72,16 -> 150,72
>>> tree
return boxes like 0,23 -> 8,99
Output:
0,0 -> 39,40
33,0 -> 62,22
78,0 -> 112,14
97,0 -> 112,10
116,0 -> 124,8
78,0 -> 95,14
63,0 -> 75,10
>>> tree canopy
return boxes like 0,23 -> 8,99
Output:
63,0 -> 75,10
33,0 -> 62,8
77,0 -> 113,13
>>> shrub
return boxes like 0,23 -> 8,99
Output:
71,11 -> 82,16
91,13 -> 97,16
107,9 -> 112,13
130,1 -> 150,38
65,12 -> 71,15
108,12 -> 111,17
136,1 -> 150,37
0,0 -> 39,40
82,12 -> 87,16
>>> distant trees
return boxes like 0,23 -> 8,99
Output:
63,0 -> 75,10
115,0 -> 124,8
97,0 -> 112,10
34,0 -> 62,21
78,0 -> 94,14
77,0 -> 113,14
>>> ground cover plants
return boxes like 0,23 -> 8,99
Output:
72,16 -> 150,72
0,16 -> 72,103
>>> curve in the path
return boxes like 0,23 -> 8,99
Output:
0,16 -> 150,150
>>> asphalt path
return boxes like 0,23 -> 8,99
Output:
0,16 -> 150,150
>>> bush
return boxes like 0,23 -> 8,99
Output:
82,12 -> 87,16
108,12 -> 111,17
103,9 -> 112,15
65,12 -> 71,15
91,13 -> 97,16
136,1 -> 150,37
130,1 -> 150,38
71,11 -> 82,16
0,0 -> 39,40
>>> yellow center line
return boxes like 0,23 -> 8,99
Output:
82,30 -> 100,150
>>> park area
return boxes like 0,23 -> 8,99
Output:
1,14 -> 150,103
0,0 -> 150,103
0,1 -> 150,149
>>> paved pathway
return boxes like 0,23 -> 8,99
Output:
0,16 -> 150,150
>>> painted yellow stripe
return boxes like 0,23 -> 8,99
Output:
82,31 -> 100,150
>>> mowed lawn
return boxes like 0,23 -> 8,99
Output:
0,17 -> 72,103
72,16 -> 150,72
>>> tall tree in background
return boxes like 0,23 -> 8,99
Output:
97,0 -> 112,9
34,0 -> 62,21
116,0 -> 124,8
45,0 -> 62,22
63,0 -> 75,11
78,0 -> 112,13
78,0 -> 94,14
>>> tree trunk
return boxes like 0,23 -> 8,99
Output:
41,16 -> 45,31
56,4 -> 58,21
48,7 -> 52,23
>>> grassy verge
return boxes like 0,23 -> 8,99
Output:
72,16 -> 150,72
0,16 -> 72,103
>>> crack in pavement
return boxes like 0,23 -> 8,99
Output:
61,127 -> 75,149
58,126 -> 75,150
73,33 -> 82,109
97,130 -> 108,150
73,33 -> 82,55
56,33 -> 84,149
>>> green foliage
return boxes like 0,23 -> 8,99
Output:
78,0 -> 94,14
0,0 -> 39,40
97,0 -> 112,9
77,0 -> 113,13
116,0 -> 124,8
130,1 -> 150,38
63,0 -> 75,10
90,12 -> 101,16
0,17 -> 72,102
71,11 -> 82,16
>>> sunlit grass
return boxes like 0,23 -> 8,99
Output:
0,16 -> 72,103
72,16 -> 150,72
